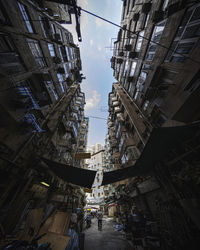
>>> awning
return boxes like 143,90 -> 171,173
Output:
102,122 -> 200,186
41,158 -> 96,188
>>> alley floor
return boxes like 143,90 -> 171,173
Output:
84,217 -> 133,250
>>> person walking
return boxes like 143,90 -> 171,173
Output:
97,210 -> 103,230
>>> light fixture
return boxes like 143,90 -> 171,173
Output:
40,182 -> 50,187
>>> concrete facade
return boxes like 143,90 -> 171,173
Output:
0,0 -> 87,238
86,147 -> 105,204
106,0 -> 200,249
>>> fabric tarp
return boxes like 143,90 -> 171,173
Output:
102,122 -> 200,186
41,158 -> 96,188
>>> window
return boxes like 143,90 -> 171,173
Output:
129,61 -> 137,77
21,113 -> 44,133
14,80 -> 40,110
128,82 -> 135,97
135,31 -> 144,52
134,90 -> 140,100
166,4 -> 200,63
47,43 -> 55,57
51,23 -> 56,34
59,28 -> 63,42
63,64 -> 69,77
146,20 -> 166,61
156,69 -> 177,91
57,73 -> 64,93
18,2 -> 34,33
116,123 -> 121,139
65,46 -> 70,60
70,47 -> 74,59
45,80 -> 58,101
58,45 -> 64,62
0,33 -> 25,74
162,0 -> 169,11
27,39 -> 46,68
121,146 -> 139,164
136,71 -> 147,89
39,16 -> 47,38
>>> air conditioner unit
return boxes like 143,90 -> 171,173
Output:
152,11 -> 164,23
119,52 -> 124,57
53,56 -> 61,64
166,2 -> 180,17
45,8 -> 54,16
129,52 -> 139,59
53,33 -> 61,41
133,13 -> 140,21
57,67 -> 65,74
142,3 -> 152,13
116,58 -> 123,64
127,77 -> 134,82
125,45 -> 132,51
110,56 -> 116,62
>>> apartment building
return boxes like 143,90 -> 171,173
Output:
109,0 -> 200,182
76,116 -> 89,168
86,146 -> 105,204
0,0 -> 87,237
39,0 -> 73,24
111,0 -> 200,127
107,0 -> 200,248
103,134 -> 116,211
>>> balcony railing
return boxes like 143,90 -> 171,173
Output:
21,113 -> 44,134
14,85 -> 40,111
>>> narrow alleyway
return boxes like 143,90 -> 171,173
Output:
84,217 -> 132,250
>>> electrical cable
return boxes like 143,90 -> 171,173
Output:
87,116 -> 107,120
79,7 -> 200,65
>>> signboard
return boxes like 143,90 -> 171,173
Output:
75,153 -> 91,159
84,188 -> 92,193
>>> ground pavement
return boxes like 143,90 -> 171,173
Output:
84,216 -> 133,250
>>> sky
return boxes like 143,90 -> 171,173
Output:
63,0 -> 122,149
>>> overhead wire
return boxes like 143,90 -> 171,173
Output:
79,6 -> 200,65
87,115 -> 107,120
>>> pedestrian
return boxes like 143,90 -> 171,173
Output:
97,210 -> 103,230
86,213 -> 92,228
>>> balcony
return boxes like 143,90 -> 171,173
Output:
12,85 -> 40,112
20,113 -> 44,134
62,118 -> 78,139
111,96 -> 118,102
114,106 -> 121,113
112,101 -> 119,107
116,113 -> 124,122
121,146 -> 140,166
57,67 -> 65,74
120,137 -> 136,157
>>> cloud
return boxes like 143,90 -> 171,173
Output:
95,18 -> 110,29
85,90 -> 101,110
95,18 -> 104,27
97,45 -> 102,51
90,39 -> 94,46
